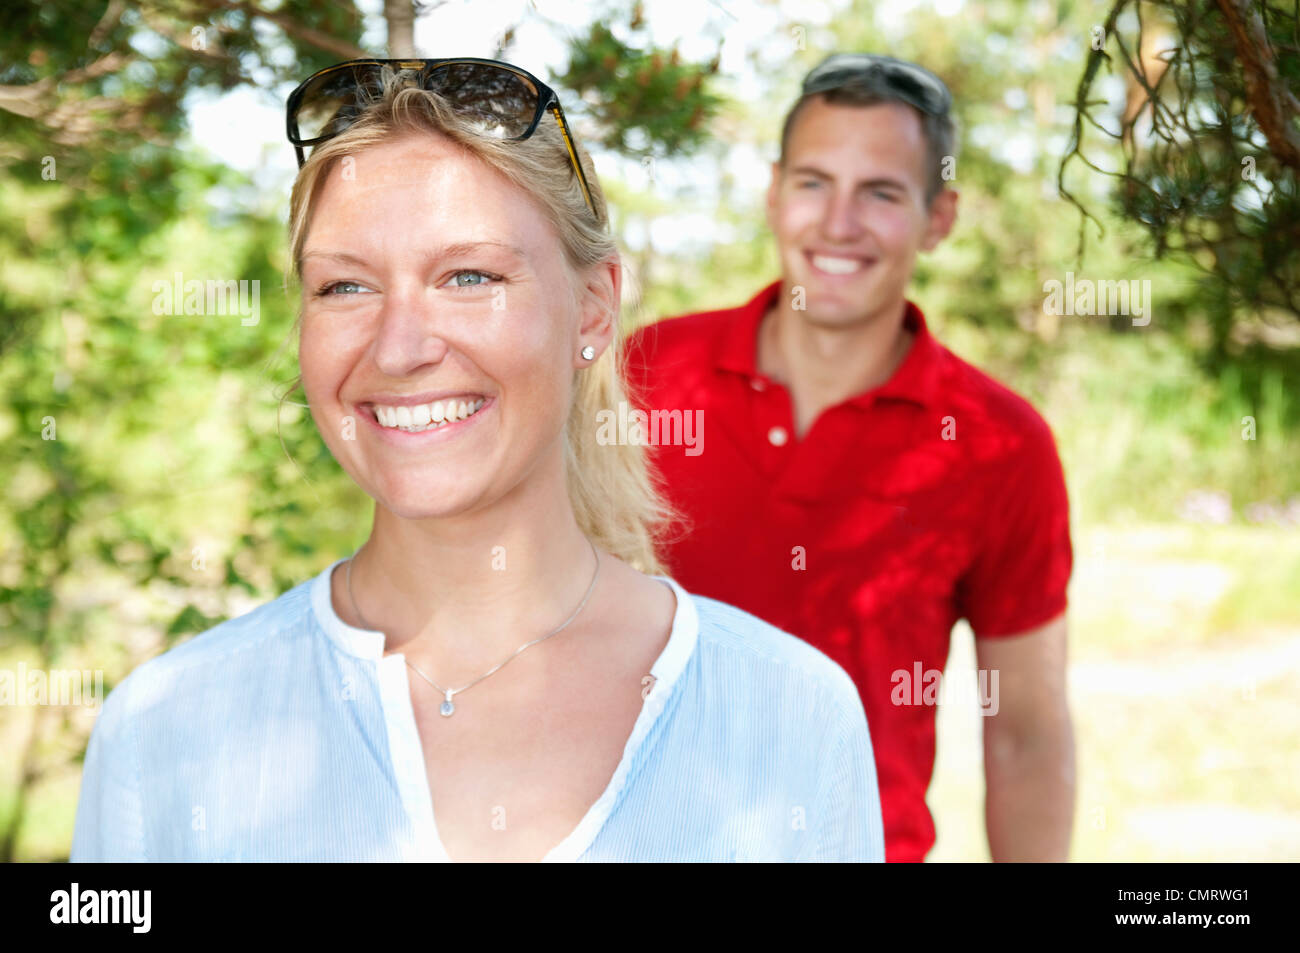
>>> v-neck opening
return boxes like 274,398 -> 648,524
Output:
311,561 -> 699,862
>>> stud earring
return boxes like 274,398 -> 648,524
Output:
580,345 -> 596,360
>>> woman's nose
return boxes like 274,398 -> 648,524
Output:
370,284 -> 451,378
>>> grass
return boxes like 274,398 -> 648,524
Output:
928,523 -> 1300,862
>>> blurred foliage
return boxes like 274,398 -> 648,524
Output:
1060,0 -> 1300,357
0,1 -> 366,168
558,2 -> 724,156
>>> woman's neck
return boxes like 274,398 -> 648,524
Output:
336,456 -> 601,676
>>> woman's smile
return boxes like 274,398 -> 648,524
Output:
357,395 -> 494,447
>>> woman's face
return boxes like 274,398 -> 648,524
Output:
298,132 -> 608,521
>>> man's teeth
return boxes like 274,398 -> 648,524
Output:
375,397 -> 486,432
811,254 -> 868,275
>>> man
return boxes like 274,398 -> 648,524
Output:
624,54 -> 1075,862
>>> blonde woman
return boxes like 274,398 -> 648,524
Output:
70,59 -> 884,862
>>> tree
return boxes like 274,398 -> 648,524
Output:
1060,0 -> 1300,356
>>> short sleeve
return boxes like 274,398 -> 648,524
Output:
957,415 -> 1072,637
798,680 -> 886,862
70,680 -> 147,861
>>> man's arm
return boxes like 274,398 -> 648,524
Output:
973,612 -> 1075,862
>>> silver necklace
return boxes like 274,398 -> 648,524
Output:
345,538 -> 601,717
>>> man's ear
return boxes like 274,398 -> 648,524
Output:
920,187 -> 958,252
576,254 -> 621,366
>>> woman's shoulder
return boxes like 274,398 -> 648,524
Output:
105,571 -> 321,713
673,583 -> 864,717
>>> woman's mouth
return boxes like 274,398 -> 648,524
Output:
365,396 -> 488,435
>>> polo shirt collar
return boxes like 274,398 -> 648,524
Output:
715,279 -> 943,408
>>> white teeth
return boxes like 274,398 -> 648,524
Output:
811,254 -> 865,275
373,397 -> 486,432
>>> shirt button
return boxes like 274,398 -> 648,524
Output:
767,425 -> 788,446
750,377 -> 767,392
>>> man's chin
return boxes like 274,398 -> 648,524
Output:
800,287 -> 887,326
786,264 -> 898,317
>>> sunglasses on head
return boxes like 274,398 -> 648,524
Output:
801,53 -> 952,117
285,57 -> 596,216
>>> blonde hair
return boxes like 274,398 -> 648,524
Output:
282,68 -> 676,575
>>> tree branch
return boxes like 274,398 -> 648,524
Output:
1215,0 -> 1300,168
206,0 -> 371,59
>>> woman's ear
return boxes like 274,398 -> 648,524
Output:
575,254 -> 621,366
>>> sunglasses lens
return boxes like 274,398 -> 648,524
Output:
292,65 -> 373,143
422,62 -> 541,139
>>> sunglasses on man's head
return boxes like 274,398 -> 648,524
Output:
285,57 -> 596,216
801,53 -> 952,117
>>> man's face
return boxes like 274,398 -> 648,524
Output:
766,97 -> 956,327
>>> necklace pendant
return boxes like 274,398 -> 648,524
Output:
440,691 -> 455,717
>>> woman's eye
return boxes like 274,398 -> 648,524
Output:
318,280 -> 371,296
447,270 -> 501,289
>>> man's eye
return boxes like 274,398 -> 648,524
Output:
447,271 -> 501,288
318,280 -> 371,296
872,190 -> 899,202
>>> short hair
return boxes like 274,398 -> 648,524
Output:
778,80 -> 957,205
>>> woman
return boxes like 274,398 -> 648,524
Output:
70,59 -> 884,862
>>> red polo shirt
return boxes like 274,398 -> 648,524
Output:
624,280 -> 1072,862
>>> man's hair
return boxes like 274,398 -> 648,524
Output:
778,79 -> 957,205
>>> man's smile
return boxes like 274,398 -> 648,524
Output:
805,250 -> 878,277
